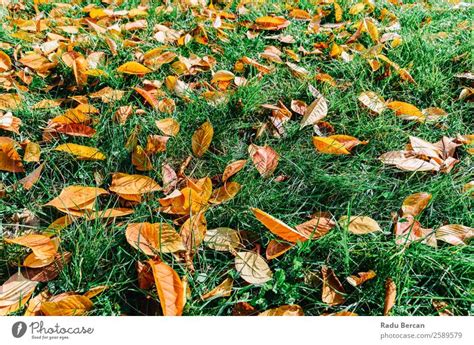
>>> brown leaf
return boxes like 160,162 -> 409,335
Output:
0,272 -> 37,315
5,234 -> 57,261
148,259 -> 184,316
383,278 -> 396,315
346,270 -> 376,287
235,251 -> 273,285
358,91 -> 386,115
248,144 -> 279,177
109,173 -> 161,195
44,186 -> 108,213
192,121 -> 214,157
209,182 -> 241,204
265,240 -> 293,260
436,224 -> 473,246
295,217 -> 335,239
19,163 -> 44,190
321,266 -> 345,306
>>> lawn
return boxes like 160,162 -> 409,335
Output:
0,0 -> 473,316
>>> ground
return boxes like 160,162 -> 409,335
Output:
0,0 -> 473,316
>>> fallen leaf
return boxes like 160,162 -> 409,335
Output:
155,118 -> 180,136
265,240 -> 293,260
235,251 -> 273,285
339,216 -> 381,234
248,144 -> 279,177
41,294 -> 93,316
192,121 -> 214,157
204,227 -> 241,252
109,173 -> 161,195
436,224 -> 473,246
0,272 -> 37,315
148,259 -> 184,316
201,277 -> 233,300
401,192 -> 432,217
54,143 -> 105,160
300,94 -> 328,128
321,266 -> 345,306
222,159 -> 246,182
386,101 -> 425,122
383,278 -> 396,315
252,208 -> 308,243
346,270 -> 376,287
358,91 -> 386,115
126,222 -> 185,254
117,61 -> 152,75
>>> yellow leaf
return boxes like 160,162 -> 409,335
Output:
192,121 -> 214,157
117,61 -> 152,75
54,143 -> 105,160
313,137 -> 350,155
401,192 -> 432,217
204,227 -> 241,252
109,173 -> 161,195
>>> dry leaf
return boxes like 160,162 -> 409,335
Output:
265,240 -> 293,260
383,278 -> 396,315
222,159 -> 246,182
321,266 -> 345,306
252,208 -> 308,243
386,101 -> 425,122
346,270 -> 376,287
126,222 -> 185,254
358,91 -> 386,115
41,294 -> 93,316
109,173 -> 161,195
339,216 -> 381,234
155,118 -> 180,136
436,224 -> 473,246
54,143 -> 105,160
148,259 -> 184,316
204,227 -> 241,252
192,121 -> 214,157
401,192 -> 432,217
248,144 -> 279,177
300,94 -> 328,128
201,277 -> 233,300
117,61 -> 152,75
0,272 -> 37,315
235,251 -> 273,285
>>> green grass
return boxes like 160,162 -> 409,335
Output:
0,1 -> 473,316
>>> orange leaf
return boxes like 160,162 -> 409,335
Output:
126,222 -> 185,255
383,278 -> 396,315
321,266 -> 345,306
248,144 -> 279,177
41,294 -> 93,316
252,208 -> 308,243
265,240 -> 293,260
148,259 -> 184,316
